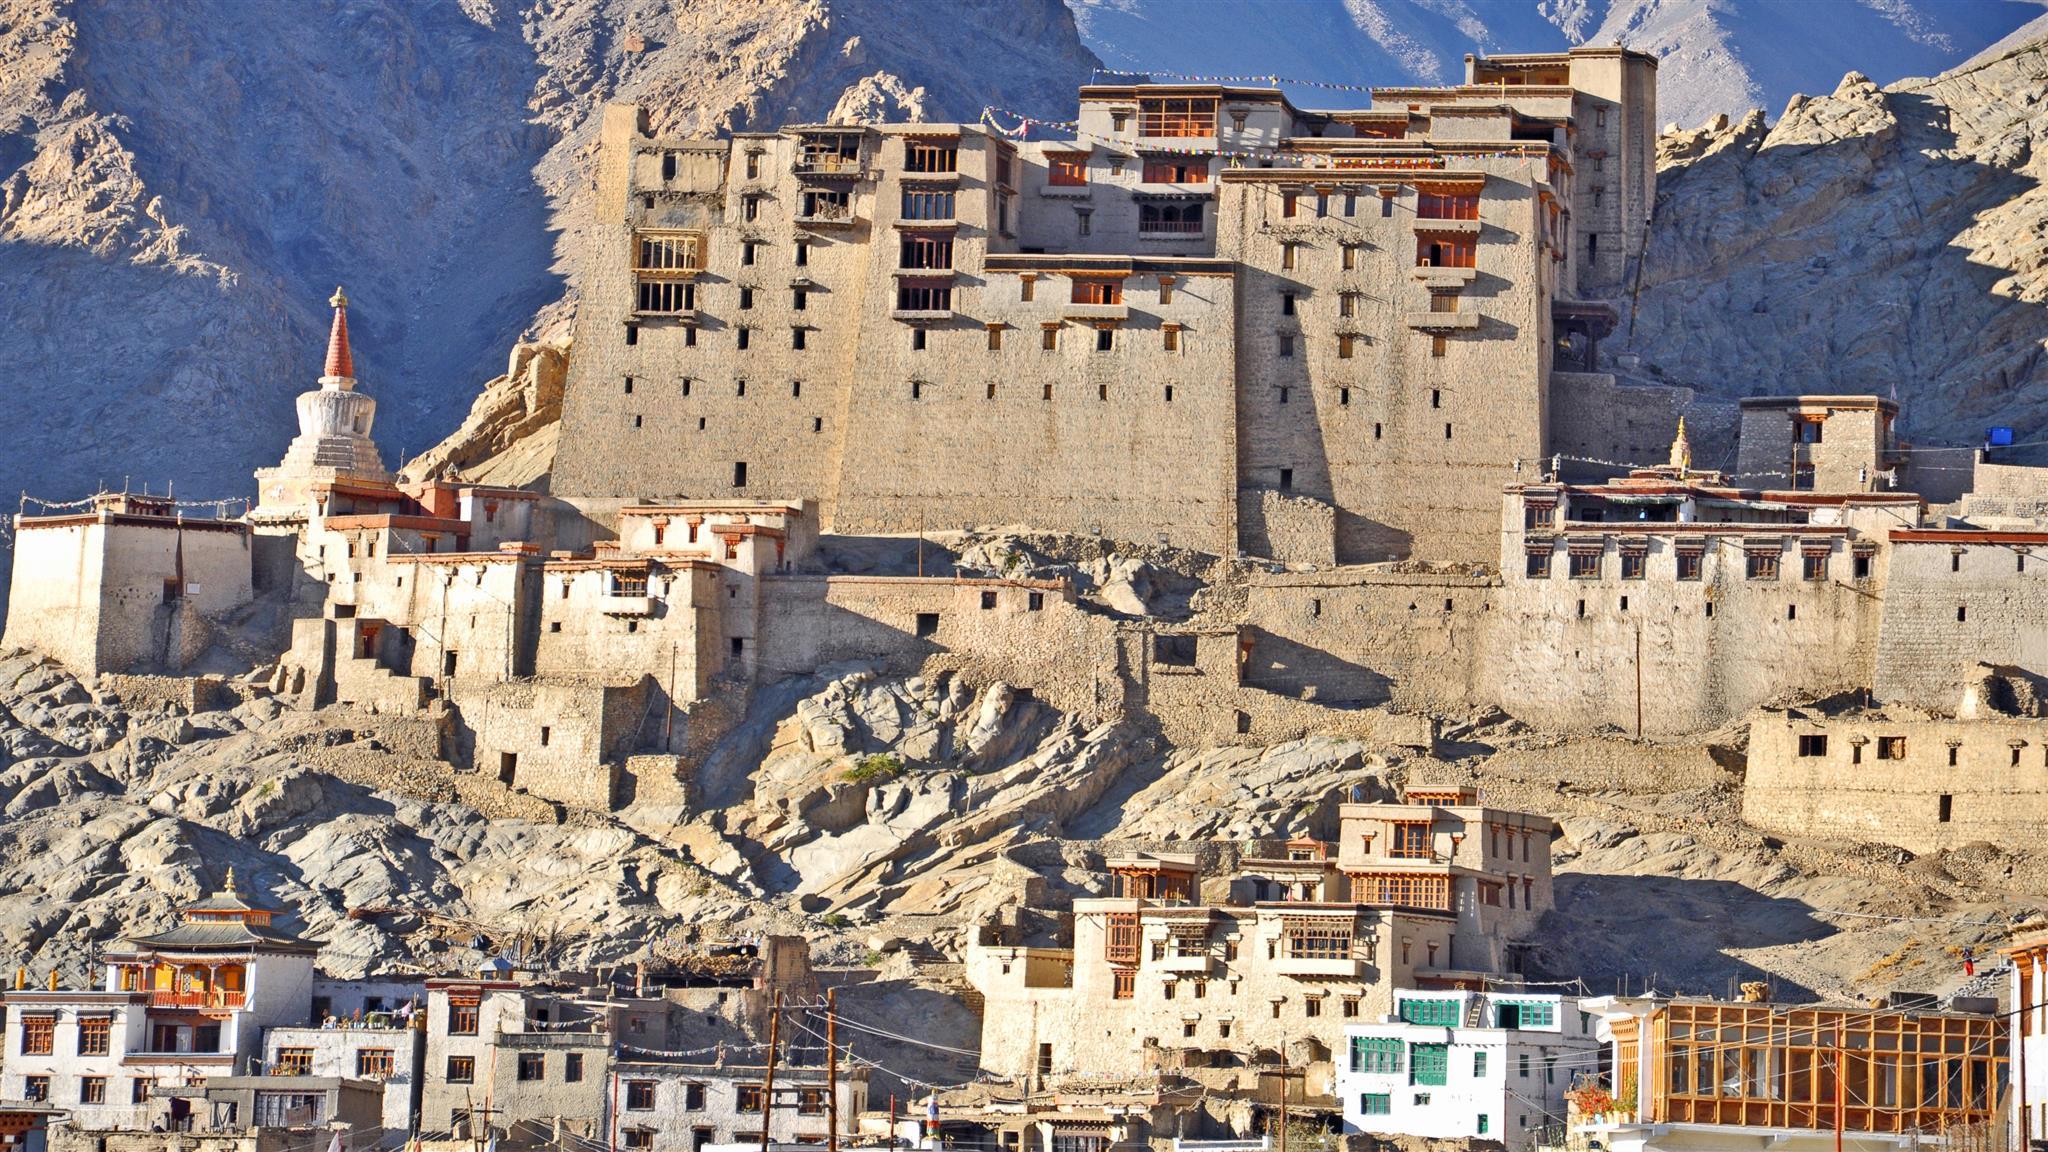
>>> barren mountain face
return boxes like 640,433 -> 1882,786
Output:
1623,31 -> 2048,470
0,0 -> 1095,548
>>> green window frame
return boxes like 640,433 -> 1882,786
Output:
1351,1037 -> 1403,1074
1359,1093 -> 1391,1116
1398,998 -> 1461,1026
1493,1000 -> 1556,1028
1477,1115 -> 1490,1135
1411,1042 -> 1449,1086
1473,1050 -> 1488,1077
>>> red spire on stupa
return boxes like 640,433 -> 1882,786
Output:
324,286 -> 354,379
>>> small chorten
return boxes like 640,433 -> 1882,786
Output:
1668,417 -> 1693,475
251,286 -> 396,522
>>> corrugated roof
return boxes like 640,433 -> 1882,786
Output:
123,921 -> 318,952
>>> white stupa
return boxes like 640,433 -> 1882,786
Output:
252,287 -> 395,523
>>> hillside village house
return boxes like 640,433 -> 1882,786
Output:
610,1060 -> 867,1152
418,935 -> 817,1145
0,875 -> 833,1152
965,787 -> 1555,1095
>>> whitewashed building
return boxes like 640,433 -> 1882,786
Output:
1337,989 -> 1598,1143
0,871 -> 321,1131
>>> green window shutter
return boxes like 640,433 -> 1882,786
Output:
1398,998 -> 1460,1026
1493,999 -> 1557,1028
1359,1093 -> 1391,1116
1473,1051 -> 1488,1077
1477,1115 -> 1490,1135
1411,1042 -> 1449,1086
1351,1037 -> 1404,1074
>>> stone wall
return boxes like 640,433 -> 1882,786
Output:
1744,709 -> 2048,852
1240,570 -> 1498,717
1237,489 -> 1336,568
1486,526 -> 1884,735
1547,372 -> 1738,474
97,672 -> 237,715
756,575 -> 1124,721
1874,534 -> 2048,710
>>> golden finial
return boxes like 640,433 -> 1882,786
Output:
223,865 -> 237,893
1669,416 -> 1693,474
329,286 -> 349,310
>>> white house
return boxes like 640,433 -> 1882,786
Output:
1337,989 -> 1599,1143
0,870 -> 321,1132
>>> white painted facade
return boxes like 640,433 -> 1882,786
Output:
1337,990 -> 1597,1144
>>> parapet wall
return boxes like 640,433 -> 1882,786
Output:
1548,372 -> 1738,476
755,575 -> 1123,722
1875,535 -> 2048,710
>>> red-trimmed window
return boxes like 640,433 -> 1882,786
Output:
1142,159 -> 1209,184
1071,279 -> 1122,306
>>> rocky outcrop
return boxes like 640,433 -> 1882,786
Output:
0,647 -> 755,984
402,339 -> 569,487
1623,37 -> 2048,476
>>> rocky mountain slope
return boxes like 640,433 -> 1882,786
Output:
1066,0 -> 2041,131
1622,28 -> 2048,468
0,0 -> 1095,553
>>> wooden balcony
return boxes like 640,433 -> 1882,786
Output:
148,990 -> 245,1009
1411,266 -> 1477,287
1411,216 -> 1480,235
1158,952 -> 1216,976
1273,954 -> 1364,978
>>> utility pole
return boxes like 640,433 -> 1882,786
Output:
760,991 -> 782,1152
1276,1066 -> 1291,1152
827,989 -> 840,1152
664,642 -> 677,751
1634,620 -> 1643,742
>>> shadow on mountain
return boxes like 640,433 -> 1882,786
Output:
1538,874 -> 1835,1001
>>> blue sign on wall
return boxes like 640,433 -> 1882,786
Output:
1988,427 -> 2016,447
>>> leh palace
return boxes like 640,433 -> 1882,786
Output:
5,43 -> 2048,1152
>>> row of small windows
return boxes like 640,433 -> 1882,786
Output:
1524,549 -> 1869,582
630,377 -> 1443,413
1799,732 -> 2046,772
1279,189 -> 1480,221
1950,549 -> 2031,573
627,318 -> 1450,361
